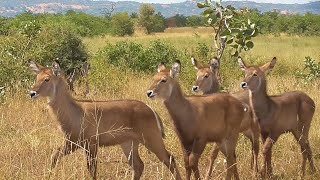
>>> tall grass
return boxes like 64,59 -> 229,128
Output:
1,28 -> 320,179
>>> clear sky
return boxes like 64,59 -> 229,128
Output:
113,0 -> 312,4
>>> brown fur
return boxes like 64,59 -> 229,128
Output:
191,58 -> 260,178
29,61 -> 181,180
147,61 -> 245,180
239,57 -> 316,177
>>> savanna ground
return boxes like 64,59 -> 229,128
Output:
1,27 -> 320,179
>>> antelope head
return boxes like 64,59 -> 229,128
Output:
191,56 -> 219,94
147,60 -> 181,100
239,57 -> 277,92
29,61 -> 62,99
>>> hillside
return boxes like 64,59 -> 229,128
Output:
0,0 -> 319,17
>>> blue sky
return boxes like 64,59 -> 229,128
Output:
113,0 -> 312,4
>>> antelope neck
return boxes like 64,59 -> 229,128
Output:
48,78 -> 83,134
249,79 -> 272,122
164,81 -> 194,132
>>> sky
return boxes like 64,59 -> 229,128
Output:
113,0 -> 312,4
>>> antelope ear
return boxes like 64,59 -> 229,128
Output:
238,56 -> 247,71
191,57 -> 199,70
170,60 -> 181,78
29,61 -> 44,74
260,57 -> 277,74
157,62 -> 166,72
210,57 -> 219,71
52,61 -> 61,76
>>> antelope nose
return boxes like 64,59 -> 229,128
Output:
146,90 -> 153,98
192,86 -> 199,92
240,82 -> 248,89
29,90 -> 37,98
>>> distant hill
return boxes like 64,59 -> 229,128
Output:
0,0 -> 319,17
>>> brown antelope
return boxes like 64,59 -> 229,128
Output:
29,61 -> 181,180
191,57 -> 260,178
147,60 -> 246,180
238,57 -> 316,177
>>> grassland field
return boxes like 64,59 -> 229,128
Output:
0,27 -> 320,179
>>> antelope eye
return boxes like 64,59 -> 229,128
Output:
204,74 -> 209,78
44,78 -> 50,82
253,73 -> 257,76
161,79 -> 167,83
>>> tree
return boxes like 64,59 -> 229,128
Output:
175,14 -> 187,27
102,2 -> 116,20
138,4 -> 165,34
111,13 -> 134,36
198,0 -> 258,84
151,12 -> 166,32
186,15 -> 206,27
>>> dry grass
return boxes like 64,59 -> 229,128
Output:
1,28 -> 320,179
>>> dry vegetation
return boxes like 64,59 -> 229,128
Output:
1,28 -> 320,179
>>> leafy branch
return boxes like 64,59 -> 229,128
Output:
296,56 -> 320,83
197,0 -> 258,86
198,0 -> 258,59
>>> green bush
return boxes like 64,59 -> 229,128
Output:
150,12 -> 166,33
186,15 -> 206,27
0,20 -> 88,97
98,39 -> 178,72
195,42 -> 210,60
296,56 -> 320,83
6,12 -> 111,37
89,54 -> 129,95
139,4 -> 166,34
111,13 -> 134,36
64,11 -> 111,37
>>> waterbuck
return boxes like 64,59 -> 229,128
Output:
191,57 -> 260,178
29,61 -> 181,180
239,57 -> 316,177
147,60 -> 246,180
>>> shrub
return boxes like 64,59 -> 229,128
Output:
150,12 -> 166,33
139,4 -> 166,34
0,20 -> 88,98
6,12 -> 111,38
195,42 -> 210,60
111,13 -> 134,36
296,56 -> 320,83
64,11 -> 111,37
89,53 -> 129,95
97,39 -> 178,72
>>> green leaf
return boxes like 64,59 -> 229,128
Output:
216,1 -> 222,7
246,41 -> 254,49
251,28 -> 259,37
243,29 -> 251,36
221,29 -> 231,36
231,44 -> 239,49
203,9 -> 214,17
226,38 -> 234,44
231,50 -> 239,57
245,36 -> 252,40
231,28 -> 241,34
197,3 -> 206,8
236,38 -> 245,46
